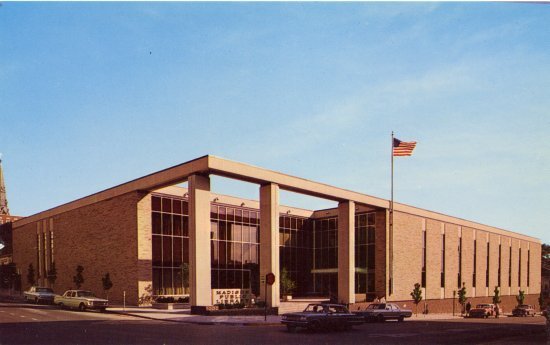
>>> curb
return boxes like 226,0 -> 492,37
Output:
108,310 -> 282,327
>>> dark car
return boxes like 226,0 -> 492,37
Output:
512,304 -> 536,317
354,303 -> 413,322
281,303 -> 363,332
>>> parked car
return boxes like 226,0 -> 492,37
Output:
354,303 -> 413,322
468,303 -> 498,318
54,290 -> 108,312
512,304 -> 536,317
281,303 -> 363,332
24,286 -> 56,304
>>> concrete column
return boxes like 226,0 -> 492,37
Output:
259,183 -> 280,308
338,200 -> 355,304
188,174 -> 212,311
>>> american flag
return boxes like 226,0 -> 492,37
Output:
393,138 -> 417,156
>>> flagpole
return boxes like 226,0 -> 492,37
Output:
390,131 -> 394,296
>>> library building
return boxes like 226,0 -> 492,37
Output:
5,155 -> 541,314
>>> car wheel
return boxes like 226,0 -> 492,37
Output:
398,316 -> 404,322
286,325 -> 297,333
35,297 -> 39,304
100,308 -> 107,313
58,303 -> 64,309
78,303 -> 86,312
377,314 -> 385,323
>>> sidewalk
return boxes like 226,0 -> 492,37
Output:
107,306 -> 282,326
106,306 -> 464,325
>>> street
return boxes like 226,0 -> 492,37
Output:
0,303 -> 547,344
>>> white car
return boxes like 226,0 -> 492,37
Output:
54,290 -> 108,312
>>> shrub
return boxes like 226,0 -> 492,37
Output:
73,265 -> 84,289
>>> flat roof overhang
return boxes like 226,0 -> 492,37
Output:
12,155 -> 541,243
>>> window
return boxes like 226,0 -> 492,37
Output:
486,241 -> 489,288
508,244 -> 512,287
36,232 -> 40,279
518,248 -> 522,286
527,249 -> 530,287
473,240 -> 477,288
498,244 -> 502,287
151,195 -> 190,296
50,230 -> 54,267
441,233 -> 445,288
211,202 -> 261,295
354,212 -> 376,294
458,236 -> 462,288
422,230 -> 426,288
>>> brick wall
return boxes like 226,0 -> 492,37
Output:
13,192 -> 141,305
389,210 -> 541,309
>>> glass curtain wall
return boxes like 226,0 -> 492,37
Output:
279,215 -> 312,296
312,212 -> 376,296
312,217 -> 338,295
355,213 -> 375,296
151,193 -> 377,299
210,204 -> 260,296
151,195 -> 189,296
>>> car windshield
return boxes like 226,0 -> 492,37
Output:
77,291 -> 96,297
36,288 -> 53,293
476,304 -> 490,308
519,305 -> 531,308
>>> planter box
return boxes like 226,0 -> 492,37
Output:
151,303 -> 189,310
191,306 -> 278,316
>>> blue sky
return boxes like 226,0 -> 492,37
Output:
1,3 -> 549,243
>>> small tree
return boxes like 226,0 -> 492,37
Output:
458,283 -> 467,315
280,267 -> 296,296
538,293 -> 545,311
492,286 -> 501,305
516,290 -> 526,306
102,273 -> 113,299
182,263 -> 189,294
410,283 -> 423,316
73,265 -> 84,289
47,262 -> 57,290
27,264 -> 35,286
138,284 -> 153,306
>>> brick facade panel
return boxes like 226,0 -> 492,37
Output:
488,233 -> 500,295
426,219 -> 442,300
529,243 -> 541,294
392,212 -> 423,301
475,231 -> 488,297
461,227 -> 474,296
13,192 -> 140,305
510,238 -> 519,292
444,224 -> 459,298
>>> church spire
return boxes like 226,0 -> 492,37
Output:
0,154 -> 10,215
